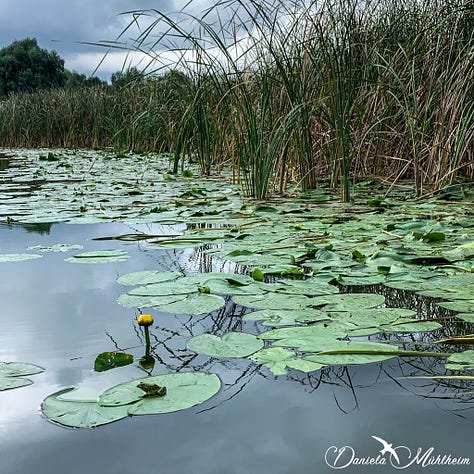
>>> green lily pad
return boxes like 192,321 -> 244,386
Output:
116,270 -> 182,286
243,308 -> 330,326
445,350 -> 474,371
56,387 -> 103,402
437,301 -> 474,313
456,313 -> 474,323
259,324 -> 347,342
127,280 -> 197,296
304,344 -> 400,366
100,372 -> 221,415
271,280 -> 339,296
0,362 -> 45,377
0,377 -> 33,391
187,332 -> 264,358
94,352 -> 134,372
339,275 -> 386,286
41,388 -> 130,428
248,348 -> 326,375
328,308 -> 416,329
27,243 -> 83,253
157,293 -> 226,315
233,293 -> 312,310
0,253 -> 43,262
381,321 -> 443,333
65,250 -> 129,264
311,293 -> 386,310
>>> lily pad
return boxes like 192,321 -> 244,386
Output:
127,280 -> 198,296
437,301 -> 474,313
304,343 -> 401,366
100,372 -> 221,415
0,377 -> 33,391
116,270 -> 182,286
0,253 -> 42,262
157,293 -> 226,315
456,313 -> 474,323
249,347 -> 326,375
94,352 -> 134,372
41,388 -> 130,428
233,293 -> 312,310
271,280 -> 339,296
380,320 -> 443,333
187,332 -> 264,358
243,308 -> 330,326
27,243 -> 83,252
310,293 -> 386,310
65,250 -> 129,264
445,350 -> 474,371
0,362 -> 45,377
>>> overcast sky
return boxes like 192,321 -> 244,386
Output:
0,0 -> 187,79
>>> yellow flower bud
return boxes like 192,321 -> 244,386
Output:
137,314 -> 154,327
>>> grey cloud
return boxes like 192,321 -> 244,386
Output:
0,0 -> 180,74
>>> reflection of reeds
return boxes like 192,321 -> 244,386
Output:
1,1 -> 473,198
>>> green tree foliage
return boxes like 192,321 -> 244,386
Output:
64,70 -> 107,88
0,38 -> 66,96
111,67 -> 145,87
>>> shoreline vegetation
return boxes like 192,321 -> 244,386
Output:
0,0 -> 473,200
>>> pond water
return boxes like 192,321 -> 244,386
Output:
0,221 -> 472,474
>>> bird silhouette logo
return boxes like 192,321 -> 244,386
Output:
372,436 -> 401,464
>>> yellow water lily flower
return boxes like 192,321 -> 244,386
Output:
137,314 -> 154,327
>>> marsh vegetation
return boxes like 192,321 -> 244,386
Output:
0,0 -> 473,201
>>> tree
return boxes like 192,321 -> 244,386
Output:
111,67 -> 145,87
0,38 -> 66,96
64,70 -> 107,88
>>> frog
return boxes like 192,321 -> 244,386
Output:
136,381 -> 167,397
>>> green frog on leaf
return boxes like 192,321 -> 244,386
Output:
137,381 -> 167,397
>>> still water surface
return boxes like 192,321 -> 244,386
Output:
0,222 -> 472,474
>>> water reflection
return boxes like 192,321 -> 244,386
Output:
1,221 -> 54,235
1,222 -> 472,474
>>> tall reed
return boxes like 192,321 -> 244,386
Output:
0,0 -> 472,198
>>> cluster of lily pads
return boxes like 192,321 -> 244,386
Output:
0,244 -> 133,265
2,149 -> 473,428
0,362 -> 44,391
0,149 -> 238,224
115,269 -> 460,376
41,372 -> 221,428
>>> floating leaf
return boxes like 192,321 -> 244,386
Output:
94,352 -> 134,372
100,372 -> 221,415
381,320 -> 443,333
187,332 -> 264,358
437,301 -> 474,313
328,308 -> 416,330
0,377 -> 33,391
271,279 -> 339,296
233,293 -> 312,310
456,313 -> 474,323
27,243 -> 83,253
243,308 -> 330,326
304,344 -> 400,366
116,270 -> 182,286
56,387 -> 103,402
65,250 -> 129,264
310,293 -> 386,310
0,362 -> 45,377
127,279 -> 197,296
445,350 -> 474,371
158,293 -> 226,315
248,347 -> 325,375
0,253 -> 42,262
42,388 -> 129,428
